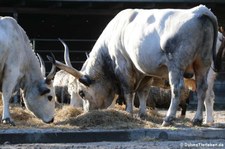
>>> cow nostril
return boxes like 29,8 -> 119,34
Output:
48,96 -> 53,102
50,118 -> 54,123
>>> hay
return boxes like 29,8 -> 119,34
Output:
0,101 -> 224,130
0,102 -> 163,129
0,104 -> 43,128
55,105 -> 83,122
52,103 -> 166,129
65,109 -> 145,129
55,106 -> 164,129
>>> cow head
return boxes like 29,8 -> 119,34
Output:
77,73 -> 116,110
23,54 -> 56,123
47,55 -> 116,110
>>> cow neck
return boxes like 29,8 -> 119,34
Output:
82,48 -> 105,78
14,28 -> 44,96
81,46 -> 119,89
21,50 -> 44,91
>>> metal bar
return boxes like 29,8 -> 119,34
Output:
25,0 -> 225,3
31,38 -> 96,42
36,50 -> 90,53
0,7 -> 119,15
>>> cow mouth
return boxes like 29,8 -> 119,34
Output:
43,117 -> 54,124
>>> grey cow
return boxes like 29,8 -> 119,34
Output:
0,17 -> 56,125
49,5 -> 222,126
52,39 -> 86,110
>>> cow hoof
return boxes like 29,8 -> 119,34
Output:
204,122 -> 214,127
179,115 -> 185,119
162,121 -> 171,127
2,118 -> 15,126
162,116 -> 175,127
204,119 -> 214,126
139,113 -> 147,120
204,120 -> 214,126
192,119 -> 203,126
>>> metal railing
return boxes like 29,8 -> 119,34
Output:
30,38 -> 96,71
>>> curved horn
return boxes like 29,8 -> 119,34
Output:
36,53 -> 46,77
45,53 -> 57,84
47,53 -> 83,79
58,38 -> 72,67
85,52 -> 89,58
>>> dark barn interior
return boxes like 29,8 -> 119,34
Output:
0,0 -> 225,106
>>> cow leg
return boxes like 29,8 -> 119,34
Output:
60,88 -> 65,103
180,103 -> 187,118
1,69 -> 20,126
162,69 -> 184,126
1,93 -> 12,124
204,92 -> 214,125
192,72 -> 208,126
204,69 -> 216,125
136,87 -> 151,119
204,78 -> 215,125
179,91 -> 190,118
107,94 -> 119,109
125,92 -> 135,115
70,92 -> 83,107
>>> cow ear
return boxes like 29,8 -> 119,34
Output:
38,86 -> 50,96
78,75 -> 93,87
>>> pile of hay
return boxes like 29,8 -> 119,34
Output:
0,102 -> 165,130
2,95 -> 225,130
0,104 -> 42,129
2,98 -> 223,129
54,104 -> 164,129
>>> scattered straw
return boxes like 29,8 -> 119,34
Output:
55,105 -> 83,122
0,101 -> 224,130
67,109 -> 145,129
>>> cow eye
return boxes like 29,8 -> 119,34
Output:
79,90 -> 85,99
48,96 -> 53,102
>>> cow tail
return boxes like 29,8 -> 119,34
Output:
202,11 -> 218,72
206,14 -> 220,72
194,5 -> 219,72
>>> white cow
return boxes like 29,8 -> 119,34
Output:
177,30 -> 225,125
0,17 -> 56,125
49,5 -> 221,126
203,31 -> 225,124
53,39 -> 84,108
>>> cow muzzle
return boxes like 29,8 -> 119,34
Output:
44,118 -> 54,124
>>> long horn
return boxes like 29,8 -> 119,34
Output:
36,53 -> 46,77
85,52 -> 89,58
45,53 -> 57,84
47,53 -> 83,79
58,38 -> 72,67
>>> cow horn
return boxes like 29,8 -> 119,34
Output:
47,53 -> 83,79
36,53 -> 46,77
85,52 -> 89,58
58,38 -> 72,67
45,53 -> 57,84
